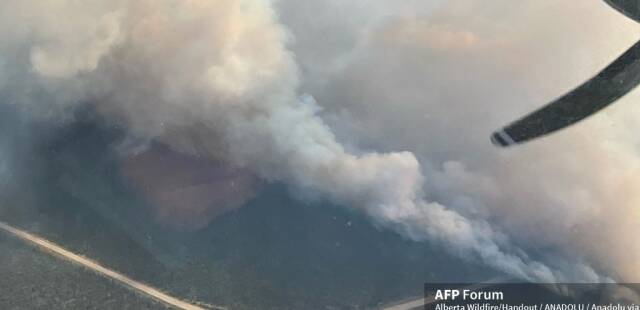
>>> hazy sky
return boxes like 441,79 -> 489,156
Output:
0,0 -> 639,282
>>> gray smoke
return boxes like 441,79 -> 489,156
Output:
0,0 -> 637,282
279,0 -> 640,281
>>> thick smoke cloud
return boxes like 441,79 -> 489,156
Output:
0,0 -> 636,282
278,0 -> 640,281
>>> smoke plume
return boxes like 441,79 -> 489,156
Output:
279,0 -> 640,281
0,0 -> 638,282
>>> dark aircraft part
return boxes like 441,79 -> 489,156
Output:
491,0 -> 640,147
491,39 -> 640,147
604,0 -> 640,22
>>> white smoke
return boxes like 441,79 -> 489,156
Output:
279,0 -> 640,281
0,0 -> 635,282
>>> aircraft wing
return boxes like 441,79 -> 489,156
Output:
491,39 -> 640,147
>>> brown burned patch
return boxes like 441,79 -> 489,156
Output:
120,144 -> 259,231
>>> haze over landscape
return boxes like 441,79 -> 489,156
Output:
0,1 -> 639,307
